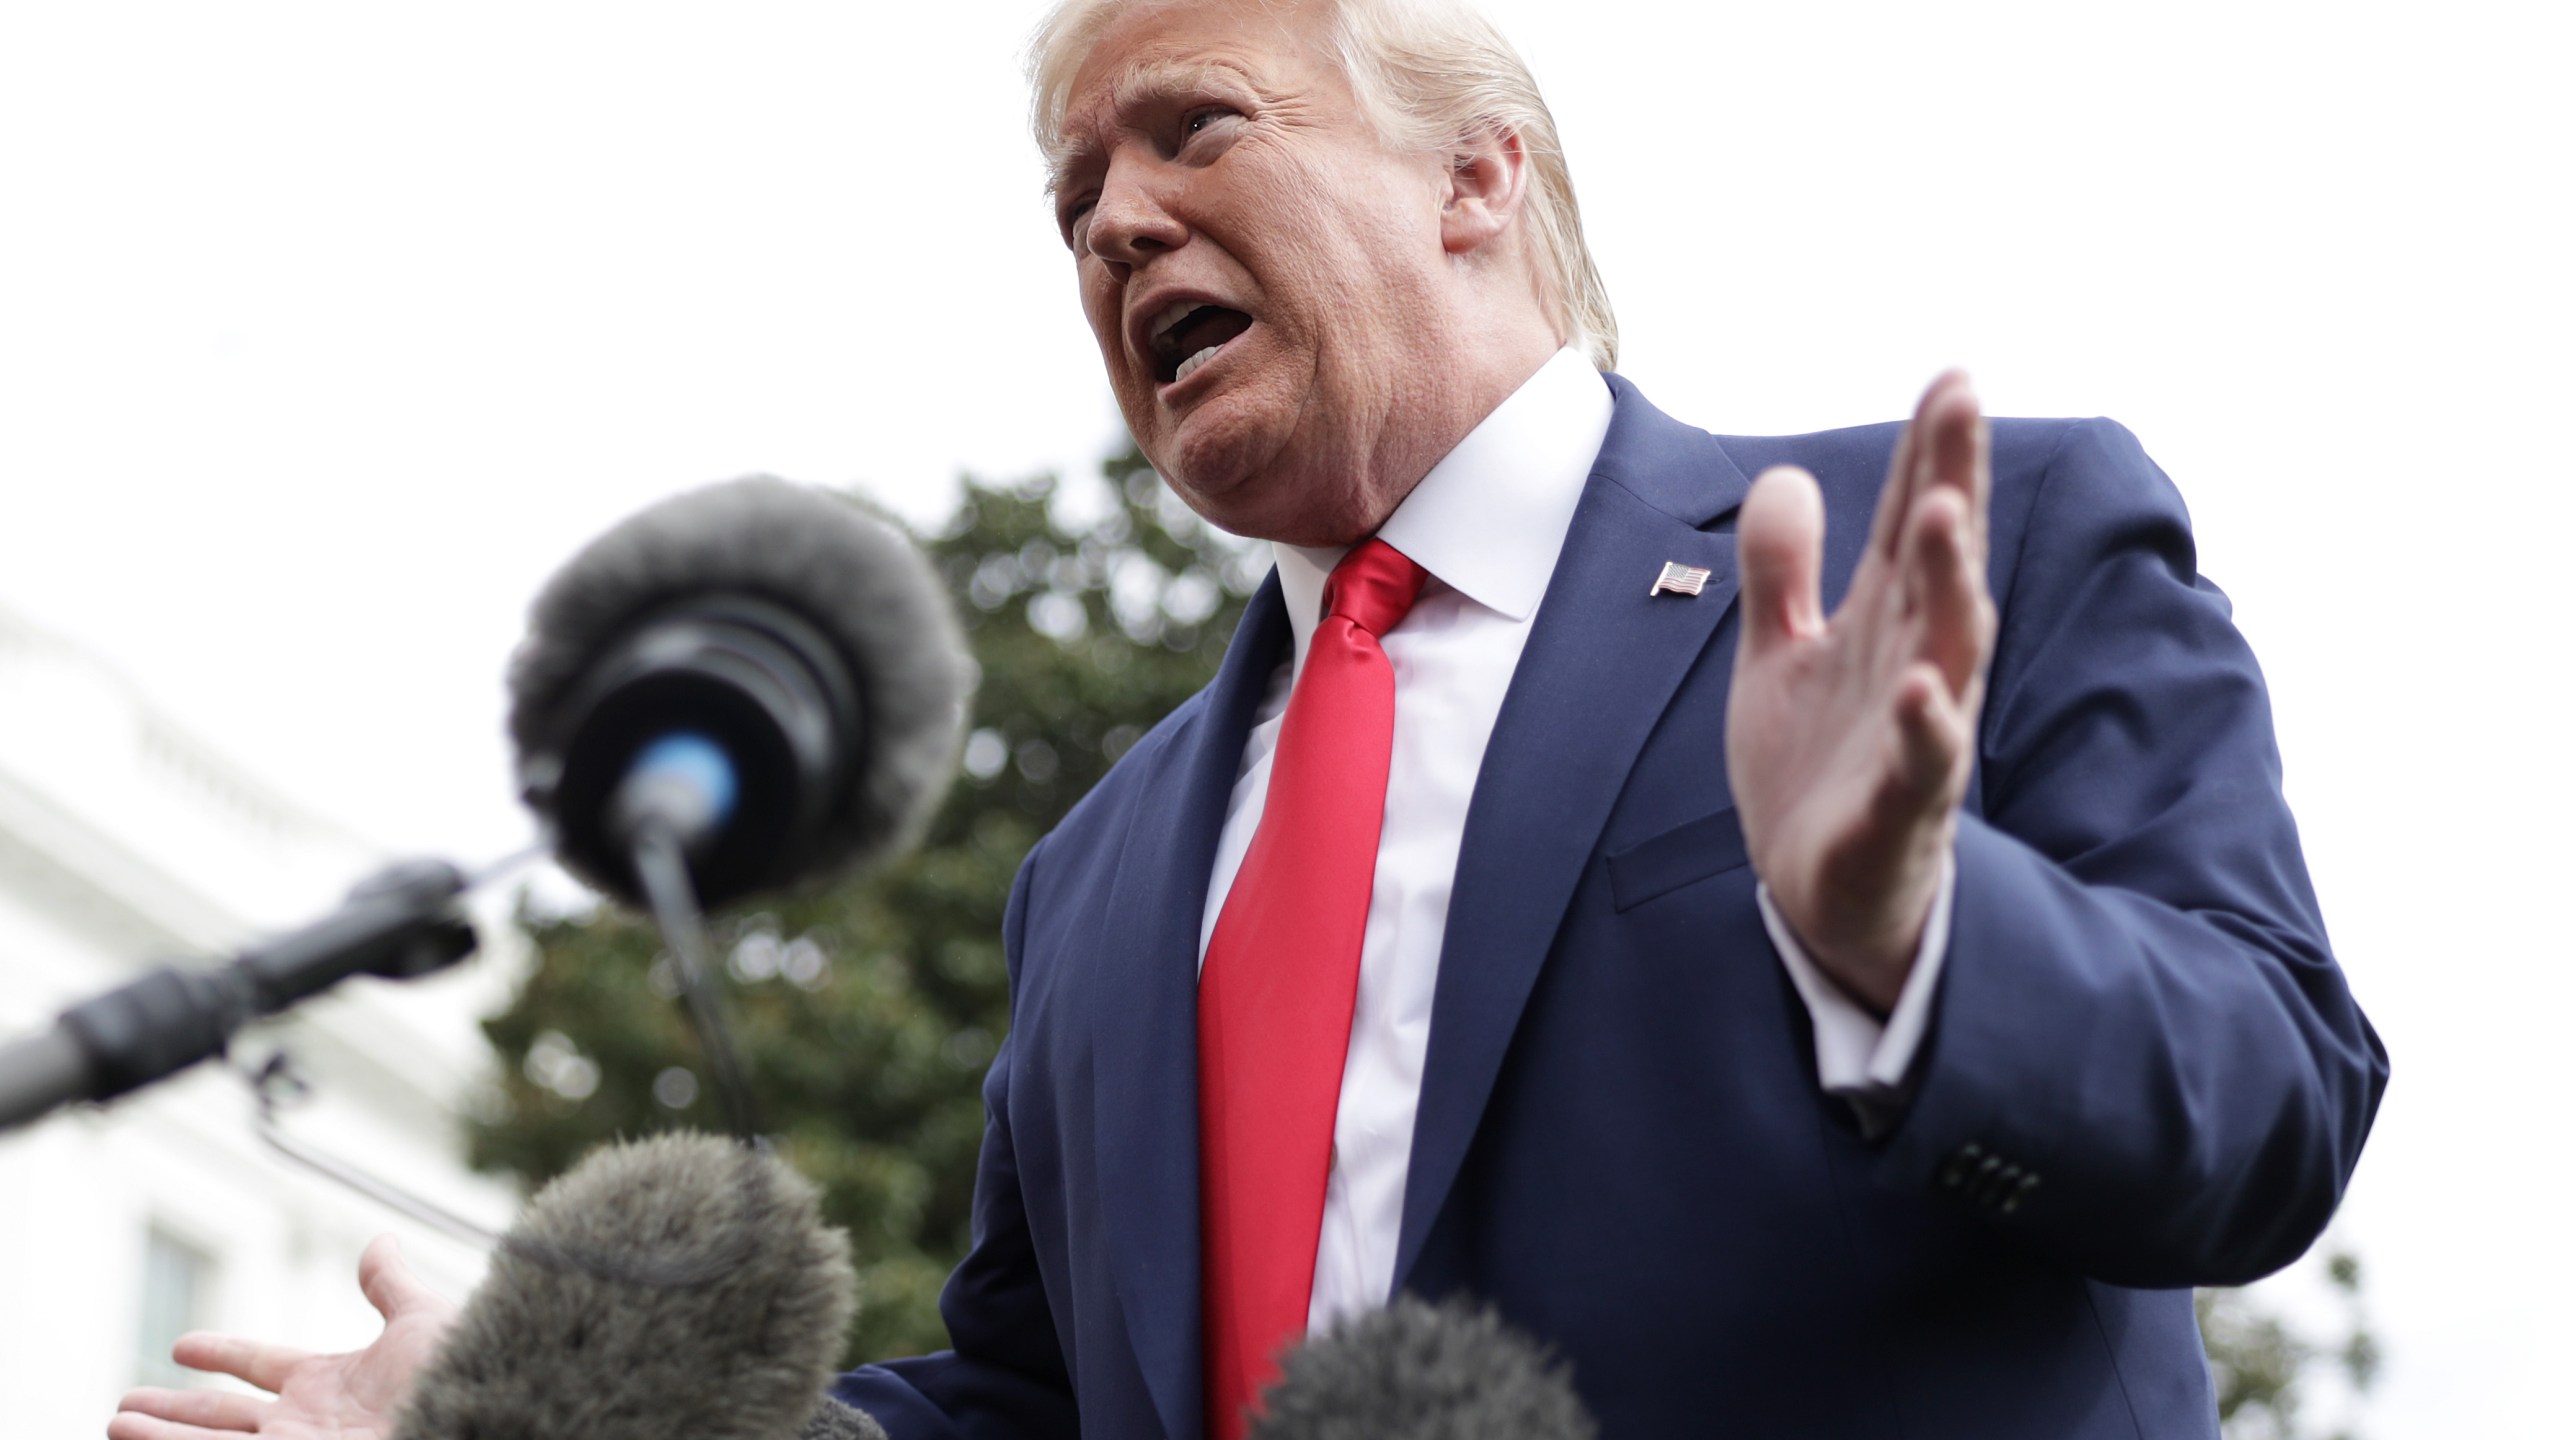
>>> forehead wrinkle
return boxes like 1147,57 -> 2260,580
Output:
1047,55 -> 1266,198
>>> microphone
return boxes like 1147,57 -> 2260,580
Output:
801,1396 -> 891,1440
392,1131 -> 867,1440
1248,1297 -> 1598,1440
0,859 -> 475,1134
507,477 -> 970,910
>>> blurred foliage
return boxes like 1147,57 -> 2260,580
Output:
2198,1249 -> 2380,1439
469,446 -> 1261,1363
467,442 -> 2374,1418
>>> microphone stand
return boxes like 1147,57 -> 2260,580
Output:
229,827 -> 776,1286
627,823 -> 768,1143
1,828 -> 772,1291
0,857 -> 482,1134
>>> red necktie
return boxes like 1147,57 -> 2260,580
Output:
1198,538 -> 1429,1440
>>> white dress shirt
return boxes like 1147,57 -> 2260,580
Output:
1193,347 -> 1953,1335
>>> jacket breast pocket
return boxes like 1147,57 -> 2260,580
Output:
1606,806 -> 1752,911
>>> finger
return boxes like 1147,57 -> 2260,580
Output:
112,1387 -> 268,1431
1867,369 -> 1972,568
1902,485 -> 1994,693
170,1332 -> 312,1395
1891,666 -> 1966,804
1916,372 -> 1988,544
106,1407 -> 256,1440
359,1233 -> 447,1321
1736,464 -> 1827,656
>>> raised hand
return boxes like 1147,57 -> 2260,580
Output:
109,1235 -> 455,1440
1727,371 -> 1995,1014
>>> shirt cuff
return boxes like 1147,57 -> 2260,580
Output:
1757,858 -> 1955,1135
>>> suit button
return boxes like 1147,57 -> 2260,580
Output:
2002,1173 -> 2042,1215
1970,1152 -> 2005,1201
1938,1143 -> 1984,1190
1975,1162 -> 2022,1211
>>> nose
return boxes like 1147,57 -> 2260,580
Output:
1087,161 -> 1187,272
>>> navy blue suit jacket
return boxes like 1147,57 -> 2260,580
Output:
835,377 -> 2387,1438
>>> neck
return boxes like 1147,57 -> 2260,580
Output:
1339,332 -> 1565,536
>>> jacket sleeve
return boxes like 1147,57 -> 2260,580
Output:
1876,417 -> 2388,1288
830,840 -> 1080,1439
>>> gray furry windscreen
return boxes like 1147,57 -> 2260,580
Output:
507,476 -> 971,890
1251,1297 -> 1598,1440
392,1132 -> 858,1440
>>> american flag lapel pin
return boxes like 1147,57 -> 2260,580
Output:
1650,561 -> 1712,597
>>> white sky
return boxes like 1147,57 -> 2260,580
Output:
2,1 -> 2552,1432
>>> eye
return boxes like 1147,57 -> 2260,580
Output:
1181,106 -> 1235,141
1060,196 -> 1096,249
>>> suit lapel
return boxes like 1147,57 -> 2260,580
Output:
1090,572 -> 1291,1440
1084,378 -> 1760,1404
1395,376 -> 1756,1286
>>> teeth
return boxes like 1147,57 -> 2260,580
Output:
1151,300 -> 1205,346
1172,344 -> 1220,383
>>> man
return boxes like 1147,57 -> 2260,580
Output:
110,1 -> 2385,1437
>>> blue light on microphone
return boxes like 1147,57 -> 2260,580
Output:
626,732 -> 740,830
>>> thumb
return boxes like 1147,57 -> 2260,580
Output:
1737,465 -> 1827,655
358,1235 -> 449,1322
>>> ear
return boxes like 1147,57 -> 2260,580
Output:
1440,123 -> 1530,257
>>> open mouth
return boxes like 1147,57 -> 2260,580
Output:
1149,301 -> 1253,386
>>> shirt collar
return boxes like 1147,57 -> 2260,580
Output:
1270,347 -> 1616,660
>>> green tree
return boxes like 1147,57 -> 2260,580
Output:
2198,1251 -> 2381,1440
470,447 -> 1261,1362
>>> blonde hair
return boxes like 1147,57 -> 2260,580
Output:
1027,0 -> 1619,369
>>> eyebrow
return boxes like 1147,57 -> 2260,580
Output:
1045,58 -> 1254,200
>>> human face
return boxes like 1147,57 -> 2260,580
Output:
1051,0 -> 1469,545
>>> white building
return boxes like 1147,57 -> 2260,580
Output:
0,603 -> 521,1434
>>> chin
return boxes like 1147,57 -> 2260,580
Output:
1197,479 -> 1379,548
1151,416 -> 1296,539
1145,379 -> 1385,546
